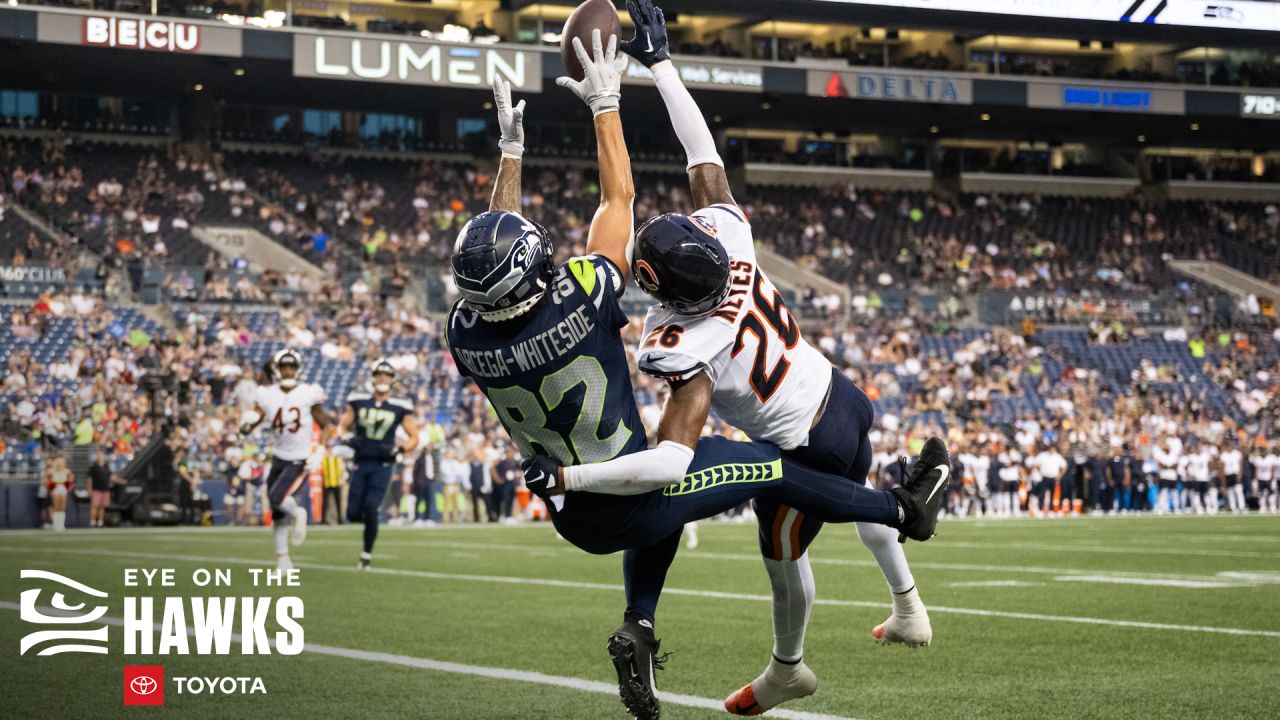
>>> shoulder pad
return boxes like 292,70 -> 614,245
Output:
389,398 -> 414,411
567,256 -> 599,296
703,203 -> 748,225
347,392 -> 372,403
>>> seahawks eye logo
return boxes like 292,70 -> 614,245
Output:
19,570 -> 110,656
635,260 -> 661,293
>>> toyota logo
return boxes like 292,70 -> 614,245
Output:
130,676 -> 158,695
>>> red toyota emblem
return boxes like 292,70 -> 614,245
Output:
124,666 -> 164,706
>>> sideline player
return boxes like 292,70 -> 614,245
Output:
450,41 -> 949,720
602,1 -> 944,712
332,358 -> 418,569
240,349 -> 329,570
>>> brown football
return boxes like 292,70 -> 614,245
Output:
560,0 -> 622,81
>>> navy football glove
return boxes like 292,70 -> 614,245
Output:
522,455 -> 565,500
620,0 -> 671,68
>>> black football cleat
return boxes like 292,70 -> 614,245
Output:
606,620 -> 666,720
890,437 -> 952,543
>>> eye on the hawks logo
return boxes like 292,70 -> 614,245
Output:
124,666 -> 165,706
19,570 -> 110,656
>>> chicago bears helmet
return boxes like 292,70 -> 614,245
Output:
451,211 -> 555,322
271,348 -> 303,389
631,213 -> 731,316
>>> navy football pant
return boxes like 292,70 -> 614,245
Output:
560,435 -> 900,625
347,460 -> 396,554
755,368 -> 875,561
266,460 -> 308,522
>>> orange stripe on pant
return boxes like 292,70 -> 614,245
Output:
770,506 -> 788,561
285,468 -> 308,499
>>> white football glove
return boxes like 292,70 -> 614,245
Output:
492,75 -> 526,160
556,29 -> 628,117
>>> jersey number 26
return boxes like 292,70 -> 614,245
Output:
732,274 -> 799,403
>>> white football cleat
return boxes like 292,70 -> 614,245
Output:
872,609 -> 933,647
290,506 -> 308,546
725,658 -> 817,716
872,585 -> 933,647
276,554 -> 294,572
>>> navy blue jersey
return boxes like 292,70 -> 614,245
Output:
347,393 -> 414,462
446,255 -> 647,468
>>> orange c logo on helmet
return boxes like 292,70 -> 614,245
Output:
635,260 -> 660,293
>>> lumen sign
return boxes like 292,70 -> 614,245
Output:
293,35 -> 542,91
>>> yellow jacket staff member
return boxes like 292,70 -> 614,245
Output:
320,451 -> 346,525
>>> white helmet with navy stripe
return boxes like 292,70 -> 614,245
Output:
451,211 -> 555,322
271,348 -> 303,389
370,357 -> 396,395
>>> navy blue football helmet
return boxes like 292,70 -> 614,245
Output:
632,213 -> 731,316
452,211 -> 555,321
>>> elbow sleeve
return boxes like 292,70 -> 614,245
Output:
651,61 -> 722,171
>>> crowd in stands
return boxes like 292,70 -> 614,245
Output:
4,133 -> 1278,305
3,273 -> 1277,527
2,129 -> 1277,526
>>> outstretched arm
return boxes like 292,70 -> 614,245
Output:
490,76 -> 526,213
621,0 -> 735,210
557,30 -> 635,282
538,373 -> 713,496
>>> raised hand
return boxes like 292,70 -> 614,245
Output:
620,0 -> 671,68
556,29 -> 628,116
492,75 -> 526,159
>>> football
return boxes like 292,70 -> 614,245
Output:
560,0 -> 622,81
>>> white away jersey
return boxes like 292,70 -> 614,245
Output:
254,383 -> 325,462
636,204 -> 832,450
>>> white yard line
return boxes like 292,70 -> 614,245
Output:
29,533 -> 1273,585
4,545 -> 1278,639
0,601 -> 856,720
934,540 -> 1276,559
1052,575 -> 1243,589
948,580 -> 1044,588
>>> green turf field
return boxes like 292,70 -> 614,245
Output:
2,515 -> 1278,719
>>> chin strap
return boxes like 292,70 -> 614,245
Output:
477,289 -> 547,322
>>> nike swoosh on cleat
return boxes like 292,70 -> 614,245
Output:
925,465 -> 950,503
